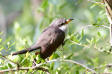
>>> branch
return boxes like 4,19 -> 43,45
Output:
46,59 -> 96,73
103,0 -> 112,47
61,59 -> 96,73
0,67 -> 49,73
0,59 -> 96,74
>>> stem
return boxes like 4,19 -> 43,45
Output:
110,24 -> 112,46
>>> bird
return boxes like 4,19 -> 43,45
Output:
12,18 -> 73,59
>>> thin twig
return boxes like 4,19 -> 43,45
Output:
70,40 -> 90,48
73,24 -> 109,36
82,25 -> 109,30
96,25 -> 110,29
88,0 -> 104,5
94,64 -> 112,70
0,54 -> 17,64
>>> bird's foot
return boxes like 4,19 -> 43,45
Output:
32,58 -> 37,67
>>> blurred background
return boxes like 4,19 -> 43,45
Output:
0,0 -> 112,73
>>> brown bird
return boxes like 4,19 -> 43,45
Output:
12,18 -> 73,59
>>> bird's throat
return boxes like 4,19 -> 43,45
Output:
59,25 -> 67,33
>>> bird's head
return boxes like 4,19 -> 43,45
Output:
50,18 -> 74,32
50,18 -> 74,27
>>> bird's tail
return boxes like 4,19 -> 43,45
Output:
11,46 -> 41,55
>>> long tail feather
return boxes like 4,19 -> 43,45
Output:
12,46 -> 41,55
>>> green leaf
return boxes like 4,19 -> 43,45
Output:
0,65 -> 8,70
8,63 -> 13,68
79,29 -> 84,40
97,31 -> 101,37
0,38 -> 2,42
71,34 -> 80,43
28,68 -> 33,73
50,62 -> 54,70
7,42 -> 10,48
81,29 -> 84,38
86,38 -> 91,44
11,55 -> 21,63
0,47 -> 4,51
0,32 -> 3,35
65,53 -> 73,59
25,52 -> 29,58
90,4 -> 96,9
49,53 -> 59,60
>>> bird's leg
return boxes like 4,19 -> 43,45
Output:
32,52 -> 40,66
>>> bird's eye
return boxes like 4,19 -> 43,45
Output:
61,23 -> 65,26
59,23 -> 64,27
58,22 -> 66,27
60,23 -> 63,25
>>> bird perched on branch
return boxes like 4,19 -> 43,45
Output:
12,18 -> 73,59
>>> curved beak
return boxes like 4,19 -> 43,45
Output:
66,18 -> 74,24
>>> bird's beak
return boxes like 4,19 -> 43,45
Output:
66,19 -> 74,24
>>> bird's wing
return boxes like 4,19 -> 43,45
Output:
37,26 -> 65,59
40,26 -> 65,46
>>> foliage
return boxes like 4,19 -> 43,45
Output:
0,0 -> 112,74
